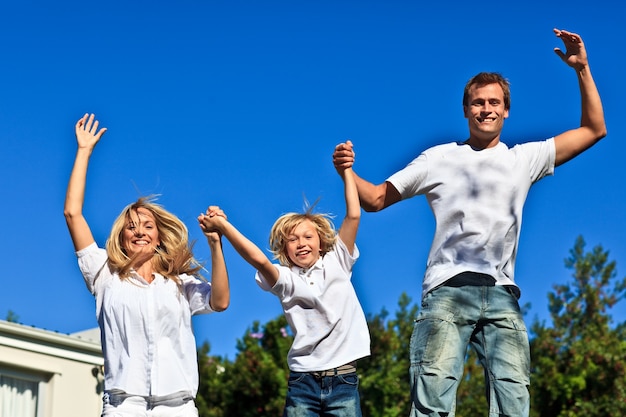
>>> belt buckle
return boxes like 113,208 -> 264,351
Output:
312,370 -> 326,379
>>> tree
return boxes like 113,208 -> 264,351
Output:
196,342 -> 232,417
530,236 -> 626,417
455,348 -> 489,417
5,310 -> 19,322
197,316 -> 292,416
359,292 -> 417,417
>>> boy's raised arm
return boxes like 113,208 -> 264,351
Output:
335,140 -> 360,255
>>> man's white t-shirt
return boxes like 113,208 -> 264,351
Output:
387,139 -> 556,299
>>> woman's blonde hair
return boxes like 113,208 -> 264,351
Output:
269,209 -> 337,267
106,197 -> 201,283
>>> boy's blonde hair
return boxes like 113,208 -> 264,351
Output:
269,210 -> 337,267
106,197 -> 201,283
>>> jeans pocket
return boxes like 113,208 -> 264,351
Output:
337,373 -> 359,386
287,372 -> 307,385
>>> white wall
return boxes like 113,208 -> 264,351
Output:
0,320 -> 103,417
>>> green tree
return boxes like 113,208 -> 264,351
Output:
5,310 -> 19,322
196,341 -> 232,417
197,316 -> 292,417
360,292 -> 417,417
455,348 -> 489,417
530,236 -> 626,417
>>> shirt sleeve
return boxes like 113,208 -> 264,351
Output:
76,242 -> 109,295
386,153 -> 429,199
514,137 -> 556,183
255,264 -> 282,292
181,274 -> 214,315
333,236 -> 359,275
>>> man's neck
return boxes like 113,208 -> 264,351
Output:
465,135 -> 501,150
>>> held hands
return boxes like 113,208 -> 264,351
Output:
198,206 -> 227,242
75,113 -> 107,150
553,28 -> 588,71
333,139 -> 355,175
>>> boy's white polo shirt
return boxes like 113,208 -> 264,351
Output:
256,238 -> 370,372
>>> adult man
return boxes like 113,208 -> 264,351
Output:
333,28 -> 605,416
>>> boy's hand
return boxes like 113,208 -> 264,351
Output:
198,206 -> 227,239
333,140 -> 355,173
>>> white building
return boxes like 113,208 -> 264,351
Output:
0,320 -> 103,417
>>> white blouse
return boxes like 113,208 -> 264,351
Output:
77,242 -> 214,397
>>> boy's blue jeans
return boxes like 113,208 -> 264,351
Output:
283,371 -> 362,417
409,284 -> 530,417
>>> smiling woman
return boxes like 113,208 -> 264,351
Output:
63,113 -> 231,417
122,208 -> 160,258
105,199 -> 198,285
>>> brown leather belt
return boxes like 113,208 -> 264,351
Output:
310,361 -> 357,378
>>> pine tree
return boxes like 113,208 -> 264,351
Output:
530,236 -> 626,416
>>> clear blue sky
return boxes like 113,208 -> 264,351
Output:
1,0 -> 624,359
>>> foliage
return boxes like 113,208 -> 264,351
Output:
197,316 -> 292,416
196,237 -> 626,416
455,348 -> 489,416
196,342 -> 232,417
5,310 -> 19,322
359,293 -> 416,417
530,236 -> 626,417
227,318 -> 291,416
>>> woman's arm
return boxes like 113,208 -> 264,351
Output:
63,114 -> 107,251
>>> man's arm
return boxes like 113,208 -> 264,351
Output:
552,28 -> 607,167
333,141 -> 402,212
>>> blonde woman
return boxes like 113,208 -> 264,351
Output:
198,140 -> 370,417
64,113 -> 230,417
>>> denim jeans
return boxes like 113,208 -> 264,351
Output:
283,371 -> 362,417
409,285 -> 530,417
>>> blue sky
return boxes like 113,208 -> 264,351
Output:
1,0 -> 624,359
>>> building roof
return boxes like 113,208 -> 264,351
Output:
0,319 -> 102,365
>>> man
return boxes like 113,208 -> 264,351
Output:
333,28 -> 605,417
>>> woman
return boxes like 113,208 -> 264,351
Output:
64,113 -> 230,416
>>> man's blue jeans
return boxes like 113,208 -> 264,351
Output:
409,284 -> 530,417
283,371 -> 362,417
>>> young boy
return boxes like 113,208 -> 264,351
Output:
198,141 -> 370,416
